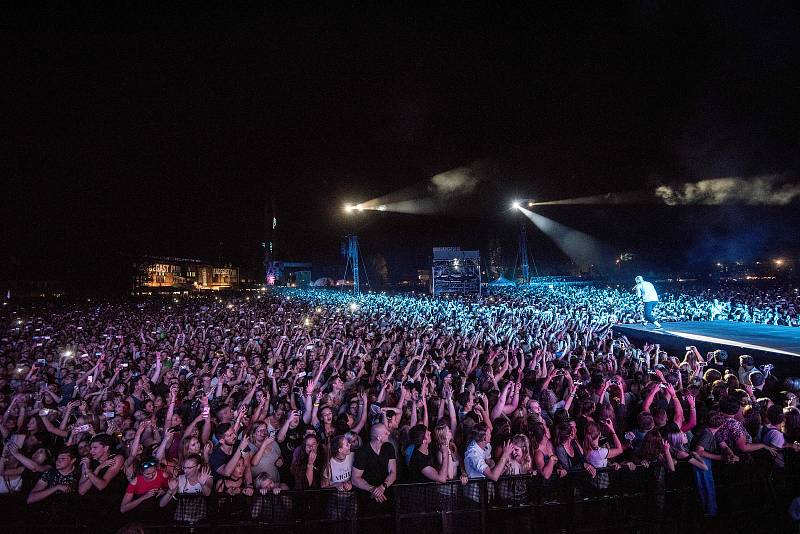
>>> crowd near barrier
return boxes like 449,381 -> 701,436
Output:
2,450 -> 797,533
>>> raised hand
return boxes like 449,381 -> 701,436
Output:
198,466 -> 211,485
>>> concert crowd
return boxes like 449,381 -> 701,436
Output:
1,285 -> 799,532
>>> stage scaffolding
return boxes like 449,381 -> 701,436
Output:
431,247 -> 481,296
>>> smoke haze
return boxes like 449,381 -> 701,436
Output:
655,175 -> 800,205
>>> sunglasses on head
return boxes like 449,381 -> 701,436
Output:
141,461 -> 157,469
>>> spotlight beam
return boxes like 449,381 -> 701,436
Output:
518,207 -> 615,273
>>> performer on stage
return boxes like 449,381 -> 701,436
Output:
633,275 -> 661,328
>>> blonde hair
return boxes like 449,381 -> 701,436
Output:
434,422 -> 458,461
511,434 -> 533,474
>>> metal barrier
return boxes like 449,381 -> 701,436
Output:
1,452 -> 797,533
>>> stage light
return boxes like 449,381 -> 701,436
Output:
774,259 -> 784,266
344,204 -> 354,213
356,205 -> 364,211
528,201 -> 534,207
512,200 -> 521,209
378,205 -> 387,211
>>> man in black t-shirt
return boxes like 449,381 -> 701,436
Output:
352,423 -> 396,507
27,447 -> 80,505
210,423 -> 250,482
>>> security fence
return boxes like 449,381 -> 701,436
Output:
1,450 -> 797,534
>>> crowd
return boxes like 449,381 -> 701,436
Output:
1,284 -> 799,532
492,282 -> 800,326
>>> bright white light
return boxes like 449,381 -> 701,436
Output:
304,318 -> 311,326
512,200 -> 521,209
528,201 -> 534,207
378,205 -> 387,211
315,307 -> 322,313
226,303 -> 233,309
344,204 -> 354,213
356,205 -> 364,211
349,302 -> 359,311
63,350 -> 73,357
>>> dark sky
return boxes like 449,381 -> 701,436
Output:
4,4 -> 800,287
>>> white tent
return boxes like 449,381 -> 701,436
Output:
312,277 -> 335,287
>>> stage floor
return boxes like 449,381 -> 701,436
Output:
612,321 -> 800,372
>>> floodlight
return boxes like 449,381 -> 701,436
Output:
377,205 -> 387,211
344,204 -> 354,213
528,201 -> 534,207
512,200 -> 521,209
356,205 -> 364,211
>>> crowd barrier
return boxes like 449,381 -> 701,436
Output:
1,450 -> 797,533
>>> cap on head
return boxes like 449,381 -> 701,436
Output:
635,276 -> 644,283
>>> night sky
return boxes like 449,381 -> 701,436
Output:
4,5 -> 800,290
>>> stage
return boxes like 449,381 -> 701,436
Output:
612,321 -> 800,374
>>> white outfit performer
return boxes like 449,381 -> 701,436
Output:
634,275 -> 661,328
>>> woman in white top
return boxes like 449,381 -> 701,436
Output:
581,420 -> 628,490
322,434 -> 354,490
322,434 -> 356,521
159,454 -> 212,523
